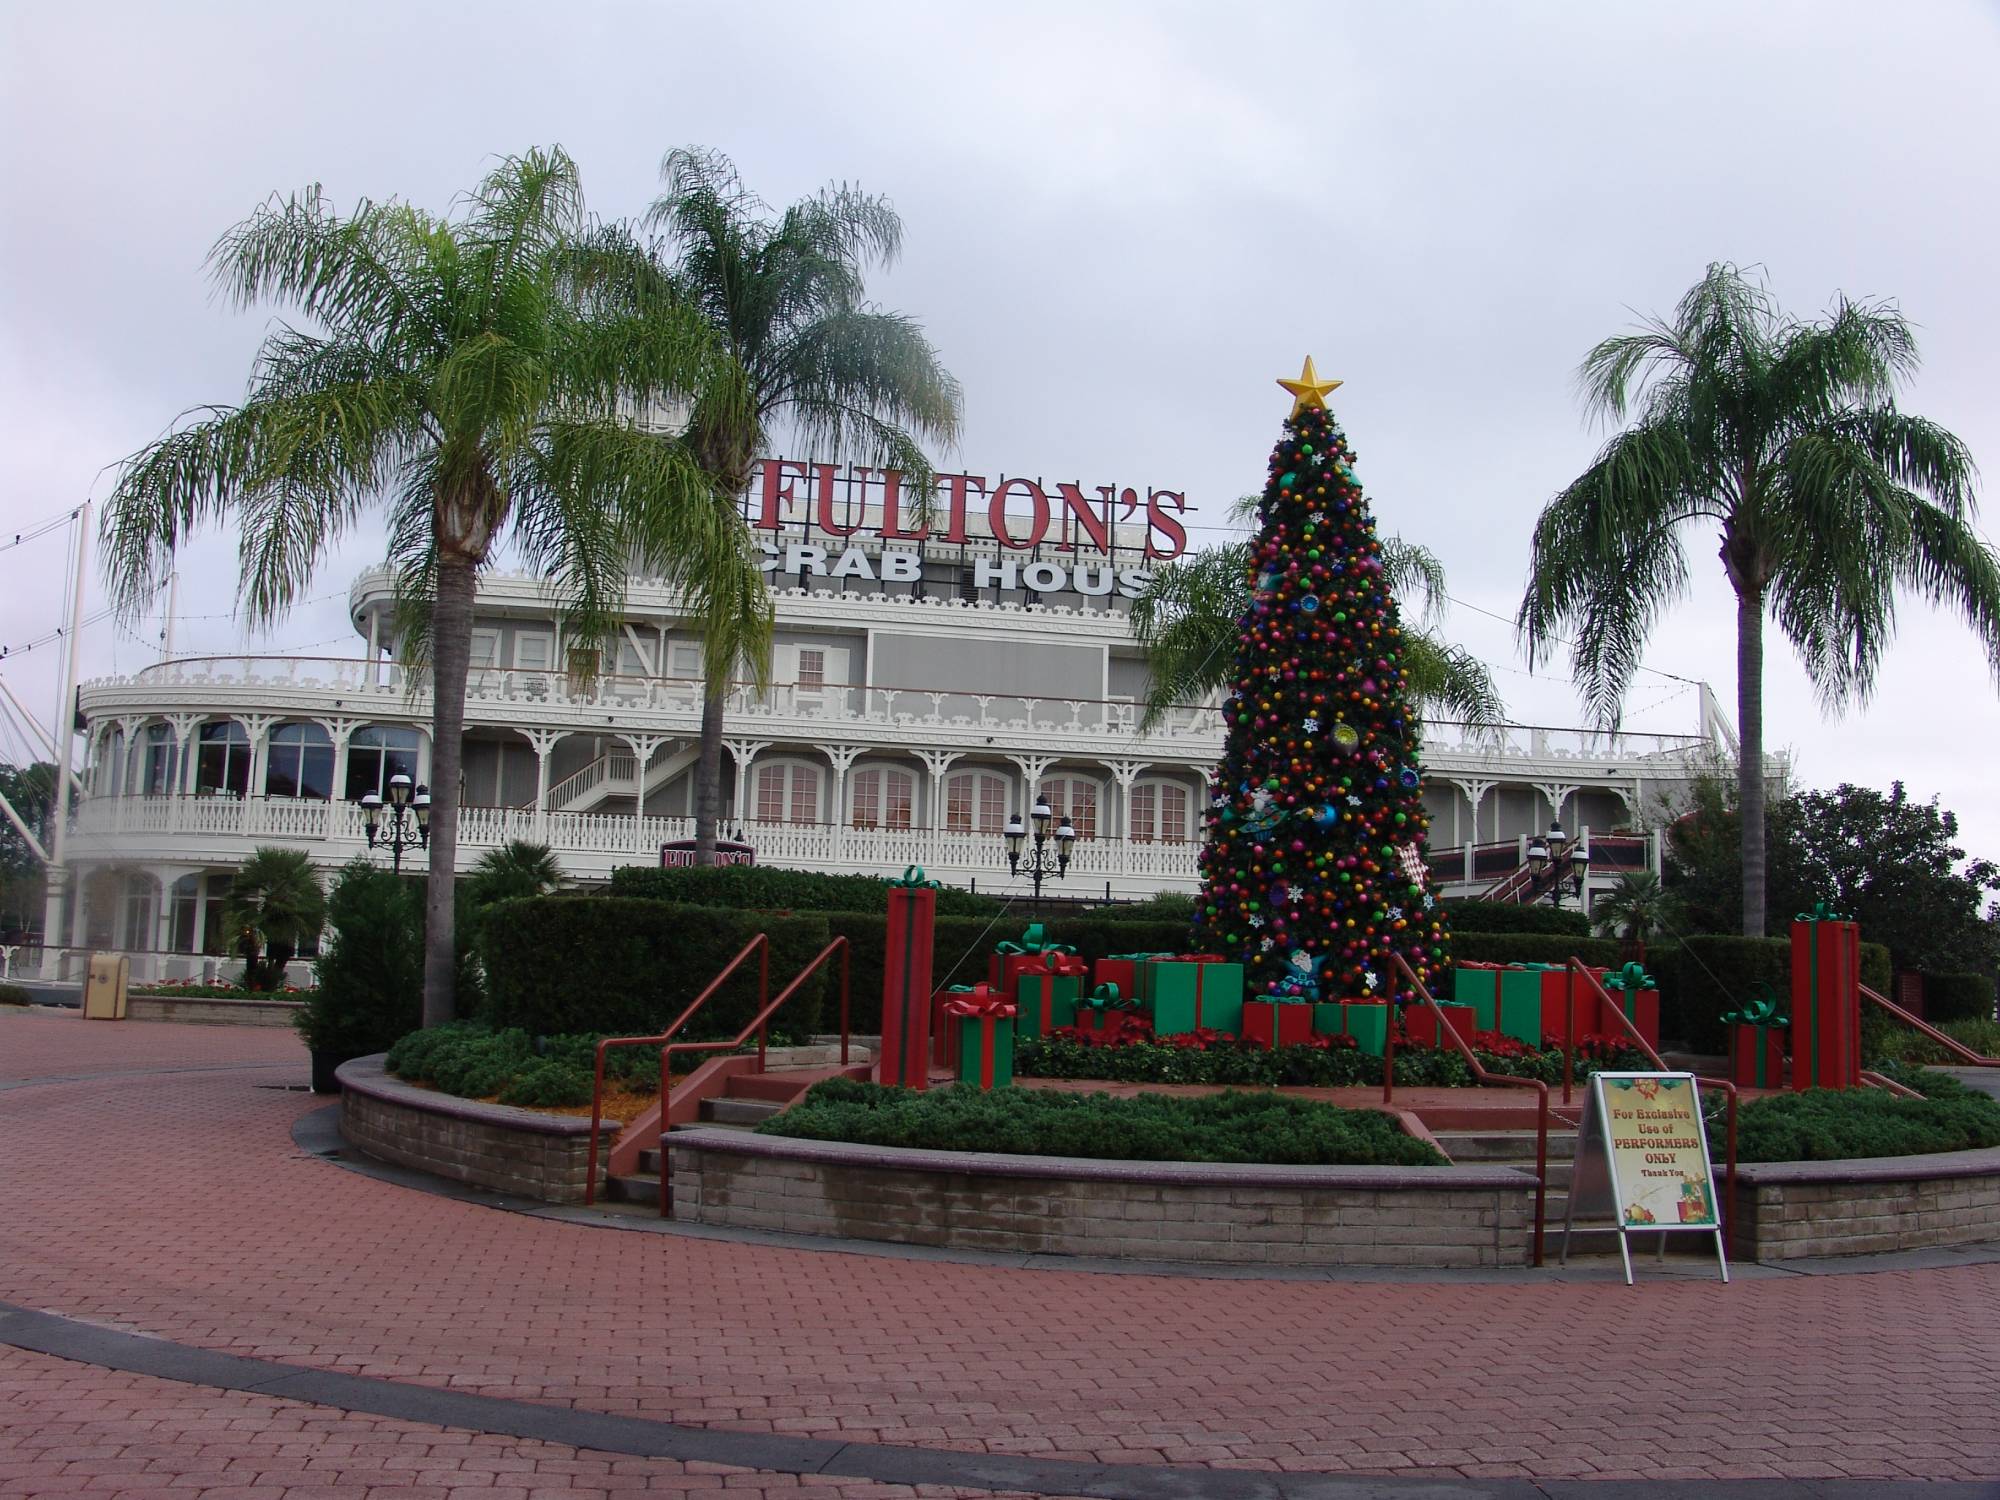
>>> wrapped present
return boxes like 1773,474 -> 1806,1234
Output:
1311,1001 -> 1347,1039
1453,964 -> 1542,1046
1405,1002 -> 1478,1049
1150,955 -> 1244,1035
1790,902 -> 1862,1090
930,984 -> 978,1068
878,866 -> 937,1090
1014,952 -> 1088,1038
945,988 -> 1017,1090
1242,999 -> 1312,1050
1343,1001 -> 1391,1057
1600,961 -> 1662,1051
1073,982 -> 1144,1043
1518,963 -> 1608,1043
988,923 -> 1077,996
1723,985 -> 1790,1089
1092,952 -> 1169,999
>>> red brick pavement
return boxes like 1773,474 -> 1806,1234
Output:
0,1343 -> 1074,1499
4,1006 -> 1999,1485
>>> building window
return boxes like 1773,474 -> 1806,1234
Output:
1038,776 -> 1100,840
1129,779 -> 1191,843
121,873 -> 158,952
851,766 -> 914,829
265,722 -> 334,800
668,641 -> 703,680
943,770 -> 1009,834
512,632 -> 554,672
753,762 -> 821,825
344,726 -> 421,801
797,648 -> 825,691
97,727 -> 125,794
138,723 -> 179,796
194,720 -> 251,797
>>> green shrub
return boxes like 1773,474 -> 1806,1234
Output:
1736,1074 -> 2000,1162
497,1058 -> 595,1108
480,897 -> 830,1039
386,1021 -> 664,1102
1649,934 -> 1890,1054
1920,971 -> 1997,1026
606,863 -> 1004,917
762,1077 -> 1446,1167
1094,891 -> 1196,923
1449,932 -> 1622,970
1016,1035 -> 1651,1089
295,860 -> 422,1056
1440,900 -> 1591,936
0,981 -> 28,1006
1865,1015 -> 2000,1068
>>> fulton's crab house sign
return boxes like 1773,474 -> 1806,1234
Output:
747,458 -> 1187,598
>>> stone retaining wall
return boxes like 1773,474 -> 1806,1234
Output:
337,1056 -> 614,1205
666,1129 -> 1537,1267
1730,1148 -> 2000,1261
128,996 -> 302,1027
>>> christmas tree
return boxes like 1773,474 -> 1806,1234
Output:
1191,359 -> 1452,1006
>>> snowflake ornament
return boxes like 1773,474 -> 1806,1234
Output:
1247,913 -> 1265,929
1303,716 -> 1320,734
1363,969 -> 1379,992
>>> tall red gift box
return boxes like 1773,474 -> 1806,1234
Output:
877,868 -> 936,1089
1790,905 -> 1862,1090
1242,1000 -> 1312,1049
1405,1003 -> 1477,1048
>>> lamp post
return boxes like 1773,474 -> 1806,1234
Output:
1527,822 -> 1590,909
359,772 -> 431,873
1002,796 -> 1075,908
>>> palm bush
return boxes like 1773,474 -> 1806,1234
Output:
221,847 -> 326,991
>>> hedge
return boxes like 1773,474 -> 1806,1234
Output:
1649,934 -> 1891,1054
1735,1070 -> 2000,1162
761,1076 -> 1446,1166
1450,932 -> 1621,970
1437,900 -> 1591,936
1920,971 -> 1998,1026
606,863 -> 1004,917
480,896 -> 830,1039
1017,1034 -> 1652,1089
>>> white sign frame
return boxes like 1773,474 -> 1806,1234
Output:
1561,1071 -> 1729,1285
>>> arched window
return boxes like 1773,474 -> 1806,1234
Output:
95,726 -> 125,794
265,722 -> 335,800
1038,776 -> 1100,840
943,769 -> 1009,834
138,723 -> 179,797
850,766 -> 915,829
1128,779 -> 1192,844
195,719 -> 251,797
753,761 -> 821,825
344,725 -> 422,801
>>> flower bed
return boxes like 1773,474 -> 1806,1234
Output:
132,979 -> 316,999
760,1078 -> 1445,1166
1017,1023 -> 1651,1089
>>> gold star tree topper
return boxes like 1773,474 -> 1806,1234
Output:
1277,356 -> 1342,418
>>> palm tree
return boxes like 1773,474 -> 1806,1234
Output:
102,147 -> 758,1025
1591,870 -> 1677,944
223,847 -> 327,991
1519,264 -> 2000,937
644,147 -> 963,862
465,839 -> 564,906
1130,496 -> 1506,732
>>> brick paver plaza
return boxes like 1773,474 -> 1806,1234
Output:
4,1006 -> 1999,1496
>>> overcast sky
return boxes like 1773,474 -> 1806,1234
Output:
4,1 -> 1998,865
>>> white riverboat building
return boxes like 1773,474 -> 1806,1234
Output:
44,463 -> 1739,980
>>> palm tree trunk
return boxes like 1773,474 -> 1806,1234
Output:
693,681 -> 725,864
423,554 -> 476,1026
1736,583 -> 1767,939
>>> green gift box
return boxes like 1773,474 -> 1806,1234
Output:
1013,965 -> 1084,1036
1311,1001 -> 1347,1039
1452,965 -> 1541,1045
955,1013 -> 1015,1089
1343,1001 -> 1391,1057
1148,957 -> 1244,1035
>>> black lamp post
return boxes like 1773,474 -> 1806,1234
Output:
360,772 -> 431,873
1002,796 -> 1075,907
1527,822 -> 1590,908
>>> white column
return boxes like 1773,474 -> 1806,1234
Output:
318,718 -> 359,840
619,733 -> 667,813
822,744 -> 864,831
914,749 -> 963,862
1103,759 -> 1147,877
153,865 -> 198,955
523,729 -> 567,843
723,739 -> 770,830
1006,754 -> 1056,820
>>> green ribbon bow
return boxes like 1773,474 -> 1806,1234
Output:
994,923 -> 1076,957
892,865 -> 940,889
1720,984 -> 1789,1029
1082,983 -> 1139,1012
1796,900 -> 1845,923
1604,962 -> 1656,993
1106,951 -> 1172,963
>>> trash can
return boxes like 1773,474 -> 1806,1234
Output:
83,953 -> 130,1020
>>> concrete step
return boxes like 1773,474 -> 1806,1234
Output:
703,1096 -> 782,1126
1431,1129 -> 1579,1163
725,1062 -> 870,1104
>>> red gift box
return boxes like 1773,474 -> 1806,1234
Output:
1731,1023 -> 1787,1089
1790,911 -> 1862,1090
1602,986 -> 1662,1052
1242,1000 -> 1312,1050
1092,957 -> 1138,996
1405,1002 -> 1477,1048
877,872 -> 936,1090
1073,1008 -> 1148,1045
1534,965 -> 1607,1043
930,987 -> 977,1068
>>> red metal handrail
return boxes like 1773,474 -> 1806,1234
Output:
1860,983 -> 2000,1068
1565,958 -> 1738,1242
584,936 -> 772,1207
655,936 -> 851,1216
1389,955 -> 1552,1268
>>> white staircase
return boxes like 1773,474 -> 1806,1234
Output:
547,744 -> 696,812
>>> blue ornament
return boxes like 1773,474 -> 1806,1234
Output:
1314,803 -> 1340,828
1399,767 -> 1421,789
1300,595 -> 1320,613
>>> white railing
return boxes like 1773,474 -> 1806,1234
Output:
545,752 -> 637,811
